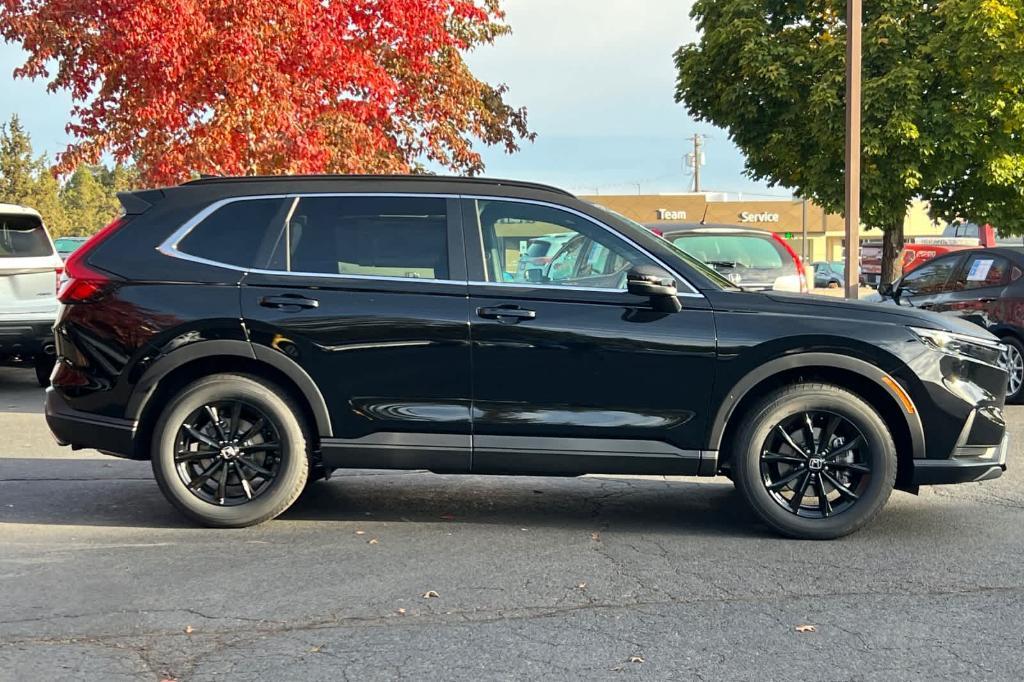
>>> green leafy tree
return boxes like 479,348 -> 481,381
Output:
675,0 -> 1024,283
0,114 -> 68,233
61,165 -> 121,234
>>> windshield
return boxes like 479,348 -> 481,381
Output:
589,204 -> 740,290
0,214 -> 52,258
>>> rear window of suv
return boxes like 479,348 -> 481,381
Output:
0,214 -> 53,258
671,234 -> 788,270
177,198 -> 286,268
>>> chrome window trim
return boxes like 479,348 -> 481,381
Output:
156,191 -> 704,298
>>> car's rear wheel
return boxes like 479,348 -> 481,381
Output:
1001,336 -> 1024,404
151,373 -> 310,527
732,383 -> 896,540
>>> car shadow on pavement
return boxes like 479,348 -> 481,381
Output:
0,458 -> 770,537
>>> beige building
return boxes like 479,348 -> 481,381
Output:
581,194 -> 945,263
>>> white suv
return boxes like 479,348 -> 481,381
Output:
0,203 -> 62,385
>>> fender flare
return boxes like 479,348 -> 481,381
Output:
708,352 -> 926,459
127,339 -> 332,437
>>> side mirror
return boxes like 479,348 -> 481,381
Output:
878,280 -> 900,302
525,268 -> 546,283
627,266 -> 682,312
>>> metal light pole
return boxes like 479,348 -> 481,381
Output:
844,0 -> 863,299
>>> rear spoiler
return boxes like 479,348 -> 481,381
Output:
117,189 -> 165,215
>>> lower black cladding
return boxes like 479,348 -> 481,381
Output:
44,388 -> 139,459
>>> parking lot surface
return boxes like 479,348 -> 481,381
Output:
1,365 -> 1023,681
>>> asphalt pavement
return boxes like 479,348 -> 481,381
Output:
1,365 -> 1023,681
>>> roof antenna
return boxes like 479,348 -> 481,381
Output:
699,203 -> 710,225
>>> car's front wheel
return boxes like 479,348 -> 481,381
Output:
732,383 -> 897,540
1001,336 -> 1024,404
151,373 -> 310,527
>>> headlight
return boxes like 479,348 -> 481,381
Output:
908,326 -> 1005,368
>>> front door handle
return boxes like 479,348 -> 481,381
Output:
260,294 -> 320,310
477,305 -> 537,323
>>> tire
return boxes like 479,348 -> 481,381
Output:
151,373 -> 310,528
827,280 -> 840,289
731,382 -> 897,540
1000,336 -> 1024,405
34,354 -> 55,387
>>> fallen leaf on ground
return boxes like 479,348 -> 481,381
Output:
397,608 -> 407,615
628,655 -> 644,664
591,532 -> 601,542
368,538 -> 379,545
183,625 -> 194,635
354,530 -> 366,535
795,624 -> 817,633
576,582 -> 587,589
309,645 -> 323,653
422,590 -> 440,599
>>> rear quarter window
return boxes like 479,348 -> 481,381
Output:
177,198 -> 286,268
0,214 -> 53,258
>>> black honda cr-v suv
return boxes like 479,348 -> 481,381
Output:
46,175 -> 1009,539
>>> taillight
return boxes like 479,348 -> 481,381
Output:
57,217 -> 126,304
771,232 -> 808,293
54,266 -> 63,294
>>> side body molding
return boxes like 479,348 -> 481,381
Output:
708,352 -> 926,459
126,339 -> 332,437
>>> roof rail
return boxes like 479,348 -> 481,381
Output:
180,174 -> 574,197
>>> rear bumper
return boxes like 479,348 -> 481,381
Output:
0,320 -> 54,357
45,388 -> 140,459
912,435 -> 1009,485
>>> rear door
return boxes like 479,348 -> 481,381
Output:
240,194 -> 473,472
0,211 -> 61,320
934,252 -> 1016,331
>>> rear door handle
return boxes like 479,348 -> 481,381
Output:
477,305 -> 537,322
259,294 -> 320,310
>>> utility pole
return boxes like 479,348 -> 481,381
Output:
844,0 -> 863,300
692,134 -> 703,193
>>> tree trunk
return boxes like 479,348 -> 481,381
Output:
880,221 -> 905,285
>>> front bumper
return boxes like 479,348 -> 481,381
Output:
45,387 -> 139,459
912,435 -> 1009,485
0,320 -> 54,357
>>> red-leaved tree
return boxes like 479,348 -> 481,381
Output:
1,0 -> 533,184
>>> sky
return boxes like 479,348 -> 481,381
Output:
0,0 -> 786,199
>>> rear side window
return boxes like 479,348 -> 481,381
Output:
280,196 -> 448,280
0,214 -> 53,258
672,234 -> 788,270
958,254 -> 1011,290
178,198 -> 285,268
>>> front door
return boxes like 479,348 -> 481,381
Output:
462,198 -> 718,475
241,194 -> 472,472
894,252 -> 968,310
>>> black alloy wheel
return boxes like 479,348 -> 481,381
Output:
760,411 -> 871,519
732,382 -> 896,540
174,400 -> 282,506
151,373 -> 310,527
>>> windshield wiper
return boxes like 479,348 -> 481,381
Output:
706,260 -> 738,269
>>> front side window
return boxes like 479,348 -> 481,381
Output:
178,198 -> 285,268
474,199 -> 651,290
278,196 -> 449,280
900,254 -> 965,296
0,214 -> 53,258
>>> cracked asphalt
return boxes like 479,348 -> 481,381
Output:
1,365 -> 1023,681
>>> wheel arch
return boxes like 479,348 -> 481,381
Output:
711,353 -> 926,490
128,340 -> 331,459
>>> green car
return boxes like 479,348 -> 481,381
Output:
54,236 -> 88,260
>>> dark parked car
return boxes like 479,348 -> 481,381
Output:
656,224 -> 808,293
875,247 -> 1024,403
813,261 -> 844,288
47,176 -> 1009,539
